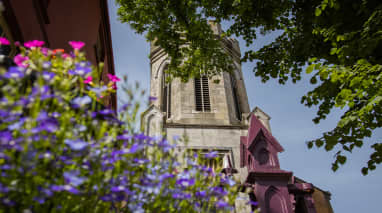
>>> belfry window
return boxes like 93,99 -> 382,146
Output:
230,74 -> 241,120
162,67 -> 171,118
194,76 -> 211,112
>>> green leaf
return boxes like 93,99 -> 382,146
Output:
306,64 -> 315,74
355,140 -> 363,147
315,7 -> 322,16
330,48 -> 337,55
337,155 -> 347,165
307,141 -> 314,149
332,163 -> 339,172
310,76 -> 317,84
361,167 -> 368,175
315,140 -> 324,147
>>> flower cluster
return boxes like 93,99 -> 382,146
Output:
0,38 -> 237,212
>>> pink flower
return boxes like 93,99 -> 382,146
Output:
62,53 -> 70,59
68,41 -> 85,50
14,41 -> 20,46
24,40 -> 45,48
107,74 -> 120,83
14,54 -> 29,68
84,76 -> 93,84
0,37 -> 10,45
112,83 -> 117,90
41,47 -> 50,56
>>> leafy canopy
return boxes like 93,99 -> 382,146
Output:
116,0 -> 382,175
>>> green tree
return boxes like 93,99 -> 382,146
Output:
116,0 -> 382,175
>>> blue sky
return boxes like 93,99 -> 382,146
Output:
108,1 -> 382,212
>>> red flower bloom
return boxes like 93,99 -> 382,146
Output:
52,49 -> 65,54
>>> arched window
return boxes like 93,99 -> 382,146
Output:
194,76 -> 210,112
230,74 -> 241,120
162,66 -> 171,118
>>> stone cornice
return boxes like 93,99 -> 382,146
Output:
164,123 -> 248,130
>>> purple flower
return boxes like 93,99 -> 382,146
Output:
16,97 -> 30,106
205,151 -> 219,159
42,61 -> 51,69
172,192 -> 192,199
100,194 -> 112,201
176,178 -> 195,188
42,188 -> 53,197
158,139 -> 174,152
0,131 -> 12,144
33,114 -> 59,133
64,170 -> 87,186
51,112 -> 60,118
0,183 -> 9,193
75,124 -> 87,132
98,109 -> 113,115
129,143 -> 141,154
68,63 -> 91,76
133,158 -> 149,164
31,85 -> 52,100
64,139 -> 88,151
158,173 -> 175,182
196,190 -> 207,198
211,186 -> 228,196
216,200 -> 229,209
42,71 -> 55,81
116,134 -> 132,141
149,96 -> 157,101
221,177 -> 236,186
63,185 -> 80,194
51,185 -> 63,192
33,197 -> 45,204
2,198 -> 15,206
8,118 -> 25,130
88,85 -> 108,97
4,67 -> 24,79
248,201 -> 259,206
110,185 -> 126,192
71,96 -> 92,108
118,103 -> 131,113
37,111 -> 49,121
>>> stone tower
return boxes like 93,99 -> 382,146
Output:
141,22 -> 268,178
141,22 -> 334,213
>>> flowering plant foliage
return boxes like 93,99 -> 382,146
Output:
0,38 -> 237,212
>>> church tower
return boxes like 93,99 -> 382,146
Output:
141,22 -> 334,213
142,22 -> 265,177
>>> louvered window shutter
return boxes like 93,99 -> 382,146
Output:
194,78 -> 203,111
194,76 -> 211,112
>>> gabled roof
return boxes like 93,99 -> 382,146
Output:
247,114 -> 284,152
